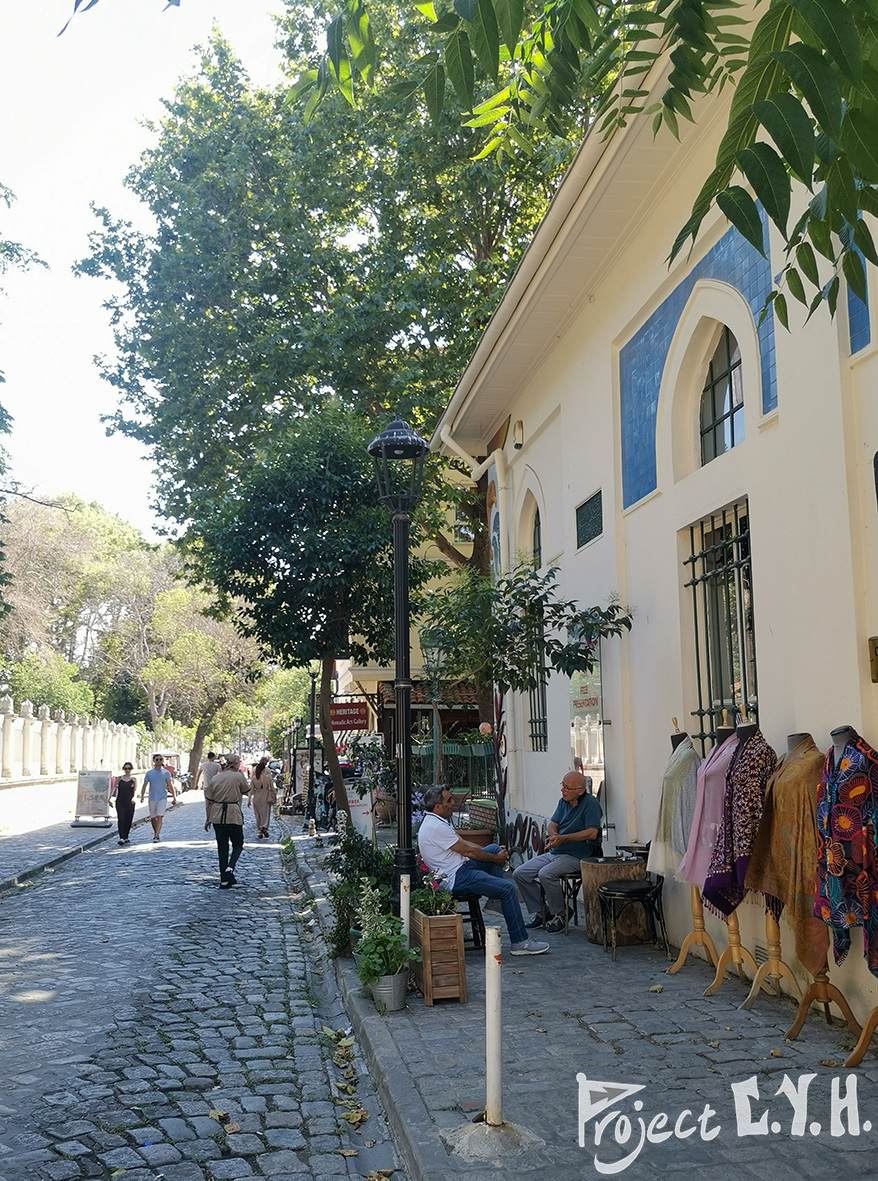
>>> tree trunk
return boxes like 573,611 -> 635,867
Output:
188,718 -> 210,779
475,680 -> 494,726
318,653 -> 353,828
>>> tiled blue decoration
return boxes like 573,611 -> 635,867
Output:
620,219 -> 776,508
847,252 -> 871,354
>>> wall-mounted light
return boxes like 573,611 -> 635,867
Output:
512,420 -> 524,450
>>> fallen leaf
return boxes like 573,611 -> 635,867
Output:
512,970 -> 523,974
706,1066 -> 718,1073
225,1123 -> 241,1134
819,1059 -> 840,1067
649,985 -> 663,993
340,1108 -> 370,1128
340,1149 -> 359,1157
364,1139 -> 376,1148
535,1027 -> 547,1033
769,1049 -> 784,1058
208,1110 -> 227,1121
525,1010 -> 541,1017
707,1041 -> 720,1049
724,1026 -> 731,1031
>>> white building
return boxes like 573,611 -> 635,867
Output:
433,39 -> 878,1012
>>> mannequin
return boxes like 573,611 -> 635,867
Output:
714,709 -> 735,748
830,725 -> 856,766
649,718 -> 701,880
787,732 -> 812,752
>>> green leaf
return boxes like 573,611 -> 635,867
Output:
774,291 -> 789,328
772,44 -> 842,136
753,93 -> 815,185
423,62 -> 446,124
808,212 -> 835,260
786,266 -> 807,304
825,273 -> 840,315
327,14 -> 346,80
854,217 -> 878,266
736,142 -> 790,232
470,0 -> 501,79
840,108 -> 878,181
842,248 -> 867,301
494,0 -> 524,55
796,240 -> 820,284
454,0 -> 480,20
826,156 -> 859,224
570,0 -> 601,37
716,186 -> 766,254
784,0 -> 861,83
415,1 -> 437,19
346,2 -> 377,87
445,30 -> 475,108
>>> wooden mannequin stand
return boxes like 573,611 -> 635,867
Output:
845,1004 -> 878,1067
785,960 -> 861,1043
667,885 -> 718,974
740,911 -> 802,1010
703,908 -> 760,996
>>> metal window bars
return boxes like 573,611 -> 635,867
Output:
683,501 -> 758,755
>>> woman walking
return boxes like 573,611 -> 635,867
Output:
249,756 -> 274,838
110,762 -> 137,845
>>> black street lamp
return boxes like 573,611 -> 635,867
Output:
368,418 -> 429,900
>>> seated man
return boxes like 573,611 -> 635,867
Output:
418,785 -> 549,956
513,772 -> 602,933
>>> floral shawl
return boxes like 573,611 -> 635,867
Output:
702,730 -> 777,917
813,732 -> 878,978
676,734 -> 738,888
647,736 -> 701,877
744,736 -> 828,977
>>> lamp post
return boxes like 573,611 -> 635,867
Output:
368,418 -> 429,900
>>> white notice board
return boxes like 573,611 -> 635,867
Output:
73,770 -> 113,826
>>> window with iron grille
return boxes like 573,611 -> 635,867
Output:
700,327 -> 744,465
528,667 -> 548,752
576,490 -> 603,549
683,501 -> 758,754
532,508 -> 542,567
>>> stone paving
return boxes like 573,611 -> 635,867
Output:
0,797 -> 404,1181
298,838 -> 878,1181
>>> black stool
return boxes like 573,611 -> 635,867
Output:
597,876 -> 669,961
452,892 -> 486,950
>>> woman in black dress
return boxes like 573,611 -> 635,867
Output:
110,762 -> 137,845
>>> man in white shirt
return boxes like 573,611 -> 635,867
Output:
418,785 -> 549,955
195,751 -> 221,794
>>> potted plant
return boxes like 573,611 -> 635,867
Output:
356,913 -> 421,1012
410,866 -> 468,1005
325,829 -> 394,957
452,818 -> 497,848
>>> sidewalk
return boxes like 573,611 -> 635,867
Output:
294,828 -> 878,1181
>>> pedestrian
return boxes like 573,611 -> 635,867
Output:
204,753 -> 250,888
139,754 -> 177,843
248,756 -> 275,838
194,750 -> 221,794
109,761 -> 137,845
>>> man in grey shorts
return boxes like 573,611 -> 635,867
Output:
140,754 -> 177,843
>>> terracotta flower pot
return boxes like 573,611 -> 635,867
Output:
454,827 -> 495,847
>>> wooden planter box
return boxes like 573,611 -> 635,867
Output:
411,910 -> 467,1006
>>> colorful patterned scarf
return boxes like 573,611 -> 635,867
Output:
744,736 -> 828,977
647,736 -> 701,877
702,730 -> 777,917
813,732 -> 878,978
676,734 -> 738,888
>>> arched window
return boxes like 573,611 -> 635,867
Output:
700,327 -> 744,465
532,508 -> 542,568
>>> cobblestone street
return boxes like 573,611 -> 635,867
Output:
0,798 -> 403,1181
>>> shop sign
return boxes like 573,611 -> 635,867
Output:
329,702 -> 369,730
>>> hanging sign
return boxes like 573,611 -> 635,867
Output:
329,702 -> 369,730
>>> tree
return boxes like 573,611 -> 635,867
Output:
8,650 -> 94,715
69,0 -> 878,322
176,402 -> 435,822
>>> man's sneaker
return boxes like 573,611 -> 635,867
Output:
523,913 -> 544,929
219,879 -> 232,889
510,938 -> 550,955
545,915 -> 566,933
483,898 -> 504,915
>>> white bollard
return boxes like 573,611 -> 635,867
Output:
485,925 -> 502,1126
400,873 -> 411,944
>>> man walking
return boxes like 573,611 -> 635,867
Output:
513,771 -> 602,932
418,786 -> 549,955
204,754 -> 250,888
194,751 -> 221,794
139,754 -> 177,843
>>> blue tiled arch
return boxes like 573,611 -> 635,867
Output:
620,223 -> 776,508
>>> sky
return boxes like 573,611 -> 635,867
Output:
0,0 -> 290,539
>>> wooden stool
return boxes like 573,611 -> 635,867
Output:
452,892 -> 485,950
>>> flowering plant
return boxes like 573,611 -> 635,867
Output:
411,860 -> 458,915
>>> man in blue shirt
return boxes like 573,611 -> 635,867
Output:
512,771 -> 602,933
139,754 -> 177,843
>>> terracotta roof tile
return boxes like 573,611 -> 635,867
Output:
377,680 -> 479,706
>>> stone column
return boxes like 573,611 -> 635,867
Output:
54,709 -> 67,775
80,716 -> 91,771
99,718 -> 109,768
20,701 -> 34,778
39,704 -> 51,776
0,695 -> 13,778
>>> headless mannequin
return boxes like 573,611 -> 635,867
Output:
671,731 -> 688,750
788,732 -> 812,752
786,725 -> 862,1044
736,721 -> 758,743
715,726 -> 735,747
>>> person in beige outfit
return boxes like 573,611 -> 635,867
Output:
248,756 -> 274,838
204,754 -> 250,888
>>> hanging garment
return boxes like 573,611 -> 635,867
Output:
813,732 -> 878,978
676,734 -> 738,888
702,730 -> 777,917
647,736 -> 701,877
744,735 -> 829,976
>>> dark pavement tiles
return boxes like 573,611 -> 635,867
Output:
0,802 -> 403,1180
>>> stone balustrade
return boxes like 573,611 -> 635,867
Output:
0,697 -> 143,780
